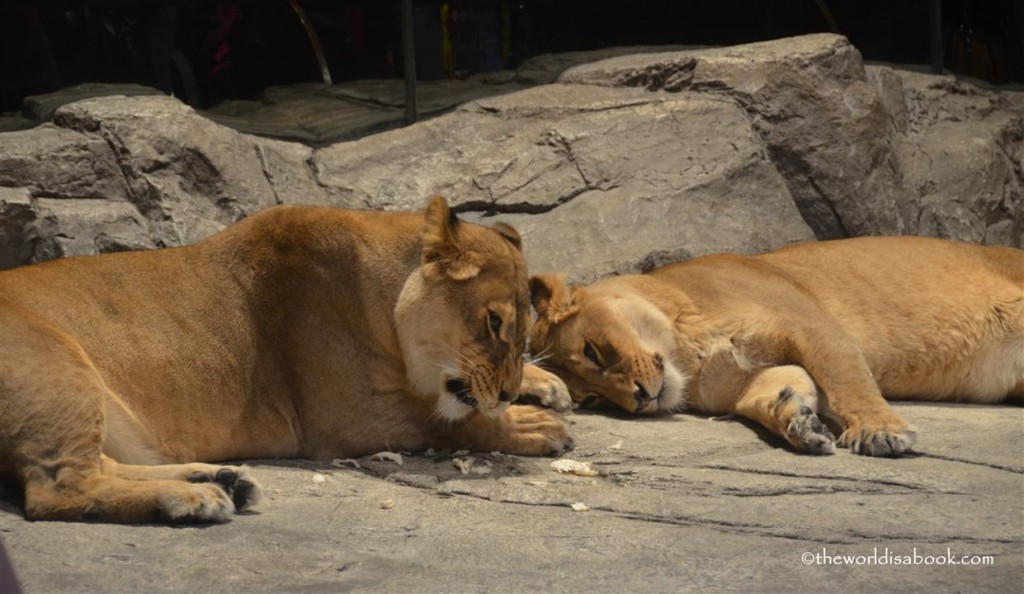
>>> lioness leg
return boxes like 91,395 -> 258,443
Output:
734,366 -> 835,455
24,472 -> 235,523
100,455 -> 262,512
787,323 -> 917,456
11,384 -> 236,523
0,311 -> 236,523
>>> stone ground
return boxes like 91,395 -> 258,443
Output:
2,402 -> 1021,593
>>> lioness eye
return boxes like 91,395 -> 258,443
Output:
487,311 -> 502,336
583,342 -> 600,366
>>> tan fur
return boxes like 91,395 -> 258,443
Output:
530,236 -> 1024,457
0,197 -> 572,523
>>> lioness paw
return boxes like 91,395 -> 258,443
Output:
186,465 -> 263,512
158,483 -> 235,523
838,424 -> 918,457
518,365 -> 574,412
785,405 -> 836,455
496,405 -> 574,456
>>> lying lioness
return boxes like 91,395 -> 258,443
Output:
529,236 -> 1023,457
0,196 -> 572,523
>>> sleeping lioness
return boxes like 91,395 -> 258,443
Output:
0,196 -> 572,523
529,236 -> 1023,457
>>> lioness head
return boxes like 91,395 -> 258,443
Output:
528,274 -> 686,415
396,197 -> 529,422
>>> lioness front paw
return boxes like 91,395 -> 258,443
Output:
838,424 -> 918,457
493,405 -> 574,456
518,365 -> 573,412
785,405 -> 835,455
186,466 -> 263,512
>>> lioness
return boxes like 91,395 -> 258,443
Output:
529,236 -> 1023,457
0,196 -> 572,523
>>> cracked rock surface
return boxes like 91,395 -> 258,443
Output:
3,404 -> 1021,592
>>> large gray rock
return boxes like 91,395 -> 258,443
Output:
30,198 -> 156,261
560,34 -> 917,240
21,82 -> 163,123
0,97 -> 332,264
52,96 -> 281,246
512,45 -> 694,85
0,125 -> 129,201
0,187 -> 36,269
898,115 -> 1022,245
870,67 -> 1024,246
314,84 -> 813,281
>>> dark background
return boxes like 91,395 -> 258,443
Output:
2,0 -> 1022,112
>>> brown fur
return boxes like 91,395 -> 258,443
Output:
530,236 -> 1024,457
0,197 -> 572,523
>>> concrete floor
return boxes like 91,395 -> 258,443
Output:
3,402 -> 1021,593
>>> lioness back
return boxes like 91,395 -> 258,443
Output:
646,236 -> 1023,402
0,206 -> 426,464
753,236 -> 1023,401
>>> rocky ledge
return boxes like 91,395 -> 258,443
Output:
1,33 -> 1021,280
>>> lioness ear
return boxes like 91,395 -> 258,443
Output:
422,196 -> 480,281
491,222 -> 522,252
529,274 -> 581,323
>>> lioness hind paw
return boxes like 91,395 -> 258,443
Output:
786,405 -> 835,455
158,483 -> 235,523
186,466 -> 263,512
839,426 -> 918,457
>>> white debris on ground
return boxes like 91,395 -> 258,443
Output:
379,499 -> 395,510
331,458 -> 361,469
609,440 -> 624,450
370,451 -> 404,465
570,502 -> 591,512
453,457 -> 494,475
453,457 -> 476,475
551,459 -> 600,477
311,473 -> 327,485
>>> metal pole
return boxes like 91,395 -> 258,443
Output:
286,0 -> 333,85
402,0 -> 418,124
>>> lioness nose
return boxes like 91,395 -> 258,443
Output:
633,382 -> 652,408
